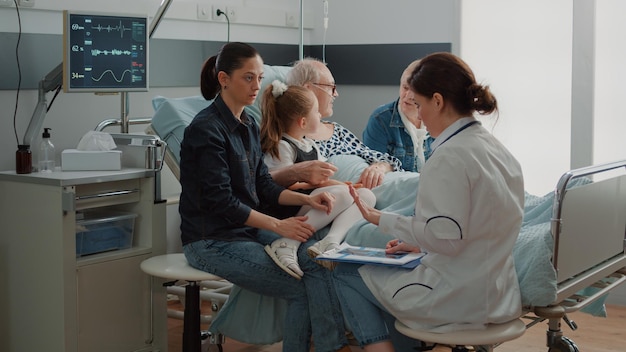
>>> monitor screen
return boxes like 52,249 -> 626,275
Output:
63,11 -> 149,93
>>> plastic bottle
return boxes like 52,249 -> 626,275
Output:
38,127 -> 56,173
16,144 -> 32,174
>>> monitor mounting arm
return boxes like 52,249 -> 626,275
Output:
22,62 -> 63,147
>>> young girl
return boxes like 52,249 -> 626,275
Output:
261,80 -> 376,279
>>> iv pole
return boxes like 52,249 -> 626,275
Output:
299,0 -> 304,60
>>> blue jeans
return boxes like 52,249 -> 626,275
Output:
333,263 -> 422,351
183,230 -> 347,352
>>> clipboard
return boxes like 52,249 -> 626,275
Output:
315,243 -> 425,268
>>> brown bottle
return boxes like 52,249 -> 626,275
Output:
16,144 -> 32,174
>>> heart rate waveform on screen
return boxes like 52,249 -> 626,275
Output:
91,20 -> 134,39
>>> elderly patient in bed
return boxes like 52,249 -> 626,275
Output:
269,57 -> 405,191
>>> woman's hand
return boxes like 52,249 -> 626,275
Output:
307,191 -> 335,215
348,184 -> 381,225
357,162 -> 391,189
276,216 -> 315,242
245,210 -> 314,242
385,239 -> 421,254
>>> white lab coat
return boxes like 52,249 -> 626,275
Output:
360,119 -> 524,333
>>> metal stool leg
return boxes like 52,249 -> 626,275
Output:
183,281 -> 201,352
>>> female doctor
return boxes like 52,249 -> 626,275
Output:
332,52 -> 525,352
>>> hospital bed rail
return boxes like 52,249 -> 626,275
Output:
95,117 -> 153,132
524,160 -> 626,352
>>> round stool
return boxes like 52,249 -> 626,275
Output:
141,253 -> 222,352
394,318 -> 526,352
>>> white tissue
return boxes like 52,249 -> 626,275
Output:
76,131 -> 117,151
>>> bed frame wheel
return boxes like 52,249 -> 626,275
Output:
201,331 -> 224,352
547,336 -> 579,352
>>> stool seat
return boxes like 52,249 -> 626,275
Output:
141,253 -> 221,282
141,253 -> 224,352
395,318 -> 526,346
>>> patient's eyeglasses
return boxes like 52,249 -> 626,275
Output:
312,82 -> 337,96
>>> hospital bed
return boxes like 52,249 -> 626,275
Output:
145,65 -> 626,351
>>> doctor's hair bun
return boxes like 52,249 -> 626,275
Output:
468,83 -> 497,115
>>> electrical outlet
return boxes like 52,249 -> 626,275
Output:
197,3 -> 210,20
225,6 -> 237,22
212,5 -> 226,21
18,0 -> 34,7
0,0 -> 14,7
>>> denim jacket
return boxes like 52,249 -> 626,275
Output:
179,95 -> 285,245
363,99 -> 432,172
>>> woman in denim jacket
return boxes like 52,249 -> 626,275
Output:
179,42 -> 351,352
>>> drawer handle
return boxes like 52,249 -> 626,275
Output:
76,189 -> 140,201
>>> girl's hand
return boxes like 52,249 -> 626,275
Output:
293,160 -> 338,186
385,239 -> 421,254
276,216 -> 315,242
348,184 -> 381,225
317,179 -> 347,188
344,181 -> 364,189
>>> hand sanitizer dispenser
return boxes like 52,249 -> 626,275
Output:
38,127 -> 55,173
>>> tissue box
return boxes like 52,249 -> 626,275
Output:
62,149 -> 122,171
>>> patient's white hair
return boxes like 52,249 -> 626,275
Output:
286,57 -> 325,86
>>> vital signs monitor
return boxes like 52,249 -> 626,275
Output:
63,11 -> 149,93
